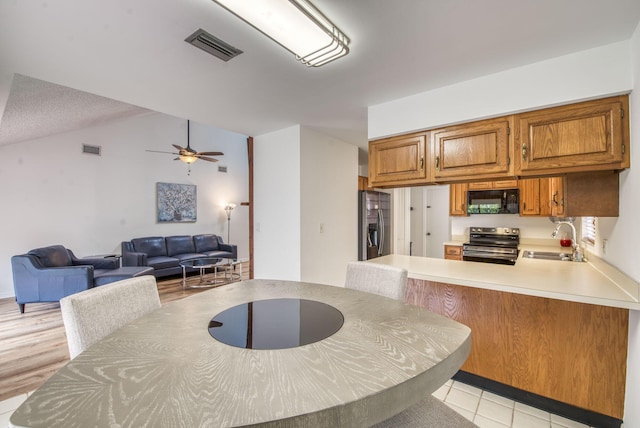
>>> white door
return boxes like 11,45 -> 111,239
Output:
424,186 -> 451,258
409,187 -> 424,256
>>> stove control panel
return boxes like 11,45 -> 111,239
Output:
469,227 -> 519,236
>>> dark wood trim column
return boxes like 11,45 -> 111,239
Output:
247,137 -> 254,279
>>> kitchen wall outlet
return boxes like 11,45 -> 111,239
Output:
319,223 -> 325,234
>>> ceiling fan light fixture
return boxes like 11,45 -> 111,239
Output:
179,154 -> 198,164
211,0 -> 349,67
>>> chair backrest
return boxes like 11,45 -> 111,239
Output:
60,275 -> 161,359
345,261 -> 408,301
27,245 -> 72,267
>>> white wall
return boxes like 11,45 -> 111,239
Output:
368,37 -> 640,426
253,126 -> 302,281
0,112 -> 249,298
369,41 -> 632,140
451,216 -> 570,243
300,127 -> 358,286
253,125 -> 359,286
623,20 -> 640,428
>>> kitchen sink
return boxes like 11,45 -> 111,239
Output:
521,250 -> 573,261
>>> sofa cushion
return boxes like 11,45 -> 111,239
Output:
193,235 -> 219,253
166,235 -> 196,257
147,256 -> 180,270
132,237 -> 167,258
201,250 -> 233,259
28,245 -> 72,267
173,253 -> 208,262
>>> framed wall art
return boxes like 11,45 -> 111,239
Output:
156,182 -> 197,223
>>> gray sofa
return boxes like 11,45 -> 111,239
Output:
121,235 -> 237,278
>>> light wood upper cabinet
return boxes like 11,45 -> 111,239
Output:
468,179 -> 518,190
357,175 -> 369,191
368,132 -> 428,187
516,96 -> 630,175
519,178 -> 542,216
519,173 -> 618,217
431,117 -> 514,182
449,183 -> 468,216
549,177 -> 565,217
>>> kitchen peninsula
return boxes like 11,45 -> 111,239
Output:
371,252 -> 639,426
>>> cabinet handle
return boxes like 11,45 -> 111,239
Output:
522,144 -> 528,161
420,157 -> 424,169
436,156 -> 440,170
552,191 -> 565,208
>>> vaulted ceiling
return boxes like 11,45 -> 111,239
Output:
1,0 -> 639,151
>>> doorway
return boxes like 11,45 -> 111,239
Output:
409,186 -> 451,258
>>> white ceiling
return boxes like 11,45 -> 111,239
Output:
1,0 -> 639,152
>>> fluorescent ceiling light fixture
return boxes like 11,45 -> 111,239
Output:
212,0 -> 350,67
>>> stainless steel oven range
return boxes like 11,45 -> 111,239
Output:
462,227 -> 520,265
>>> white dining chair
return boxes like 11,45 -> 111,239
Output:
60,275 -> 161,359
372,395 -> 478,427
344,261 -> 408,301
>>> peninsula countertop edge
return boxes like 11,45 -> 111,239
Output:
369,249 -> 640,310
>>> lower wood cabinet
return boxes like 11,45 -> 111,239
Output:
406,279 -> 628,419
444,245 -> 462,261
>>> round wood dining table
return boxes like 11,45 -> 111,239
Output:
10,279 -> 471,428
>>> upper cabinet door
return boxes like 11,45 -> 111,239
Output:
368,132 -> 427,187
516,96 -> 629,175
430,117 -> 513,182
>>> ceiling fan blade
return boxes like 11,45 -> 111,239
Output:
197,151 -> 224,156
147,150 -> 179,154
197,156 -> 219,162
172,144 -> 186,151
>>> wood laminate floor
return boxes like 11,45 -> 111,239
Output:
0,264 -> 249,403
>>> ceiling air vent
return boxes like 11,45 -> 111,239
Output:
185,29 -> 243,62
82,144 -> 101,156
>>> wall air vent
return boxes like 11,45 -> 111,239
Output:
185,29 -> 243,62
218,166 -> 228,173
82,144 -> 101,156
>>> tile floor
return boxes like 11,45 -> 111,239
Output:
0,381 -> 606,427
433,380 -> 599,428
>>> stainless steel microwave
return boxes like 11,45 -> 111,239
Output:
467,188 -> 519,214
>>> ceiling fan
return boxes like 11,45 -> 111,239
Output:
147,120 -> 223,174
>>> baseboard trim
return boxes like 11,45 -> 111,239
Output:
452,371 -> 622,428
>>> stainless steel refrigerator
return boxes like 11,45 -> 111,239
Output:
358,190 -> 391,260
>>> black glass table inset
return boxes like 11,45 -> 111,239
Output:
208,298 -> 344,350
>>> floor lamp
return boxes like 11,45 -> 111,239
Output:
224,203 -> 235,243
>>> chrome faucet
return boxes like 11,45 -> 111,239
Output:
551,221 -> 581,261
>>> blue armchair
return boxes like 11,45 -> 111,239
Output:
11,245 -> 121,313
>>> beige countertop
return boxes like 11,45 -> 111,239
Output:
371,247 -> 640,310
